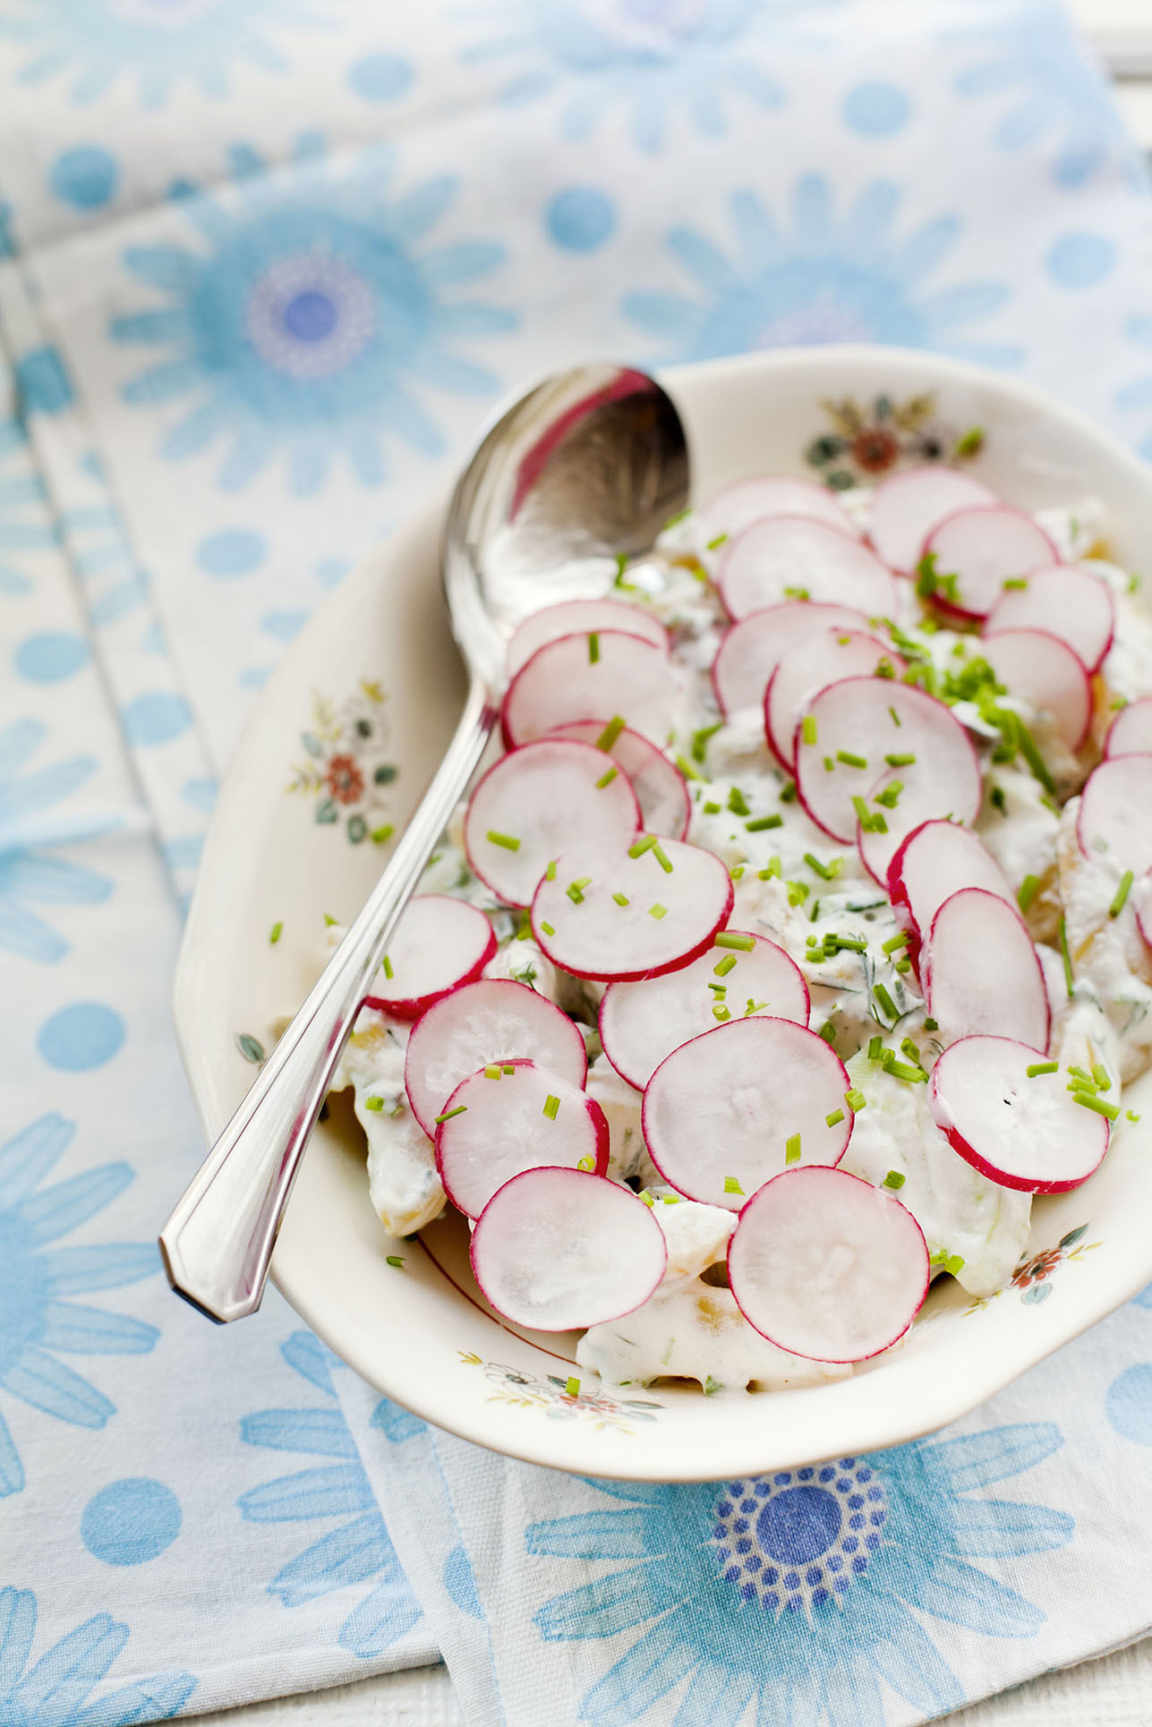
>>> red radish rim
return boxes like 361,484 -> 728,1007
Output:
1075,753 -> 1152,869
545,720 -> 691,841
921,504 -> 1060,623
506,598 -> 668,676
866,464 -> 999,574
500,628 -> 673,750
716,512 -> 896,623
981,625 -> 1092,752
986,564 -> 1115,675
1104,697 -> 1152,759
923,885 -> 1052,1054
765,629 -> 903,772
710,601 -> 870,720
363,896 -> 497,1021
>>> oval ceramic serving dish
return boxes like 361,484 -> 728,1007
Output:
175,345 -> 1152,1482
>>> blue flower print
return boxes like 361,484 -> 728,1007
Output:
0,1114 -> 160,1499
0,0 -> 320,108
458,0 -> 828,154
527,1422 -> 1072,1723
625,177 -> 1020,368
239,1331 -> 422,1658
111,143 -> 517,496
0,719 -> 114,965
952,7 -> 1133,189
0,421 -> 55,597
1116,315 -> 1152,462
0,1586 -> 195,1725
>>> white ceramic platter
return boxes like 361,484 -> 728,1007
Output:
175,345 -> 1152,1481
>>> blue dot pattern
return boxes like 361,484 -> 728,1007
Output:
15,630 -> 89,682
50,146 -> 119,210
196,528 -> 267,577
545,187 -> 616,253
1107,1365 -> 1152,1444
348,53 -> 413,103
1047,232 -> 1117,288
37,1003 -> 125,1071
83,1479 -> 182,1565
842,81 -> 911,137
121,692 -> 192,747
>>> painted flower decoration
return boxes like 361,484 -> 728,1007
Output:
528,1422 -> 1072,1722
326,754 -> 364,807
0,420 -> 54,597
111,142 -> 516,495
0,717 -> 115,964
0,1114 -> 160,1498
460,0 -> 812,153
625,176 -> 1020,367
0,1586 -> 195,1724
804,392 -> 984,491
238,1330 -> 422,1658
0,0 -> 319,107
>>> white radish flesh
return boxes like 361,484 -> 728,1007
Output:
506,599 -> 667,677
363,896 -> 497,1020
642,1018 -> 852,1209
856,763 -> 980,891
727,1167 -> 929,1362
404,978 -> 587,1138
923,506 -> 1059,622
868,465 -> 998,575
930,1035 -> 1109,1193
711,601 -> 869,717
923,887 -> 1050,1051
717,516 -> 899,622
981,628 -> 1091,752
464,740 -> 641,907
599,933 -> 810,1090
701,477 -> 861,545
766,628 -> 904,768
531,837 -> 733,982
469,1167 -> 667,1331
547,720 -> 690,839
501,631 -> 676,748
987,564 -> 1115,673
795,676 -> 981,843
1077,755 -> 1152,873
1104,697 -> 1152,759
887,820 -> 1014,964
435,1062 -> 609,1219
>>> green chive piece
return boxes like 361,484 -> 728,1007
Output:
486,829 -> 521,852
1110,869 -> 1134,918
662,1193 -> 681,1205
882,932 -> 908,955
692,722 -> 723,764
596,715 -> 625,752
629,834 -> 657,858
836,750 -> 868,769
566,883 -> 584,905
779,779 -> 797,803
1017,874 -> 1040,913
703,1375 -> 721,1396
900,1037 -> 921,1065
783,584 -> 810,601
565,1376 -> 581,1397
715,931 -> 755,951
745,814 -> 783,832
363,1096 -> 385,1112
1092,1063 -> 1111,1091
826,1108 -> 845,1127
744,998 -> 767,1016
435,1105 -> 469,1126
888,705 -> 902,727
652,842 -> 673,874
545,859 -> 558,881
380,954 -> 394,982
706,532 -> 728,550
787,880 -> 809,907
648,903 -> 667,920
802,715 -> 818,746
540,920 -> 555,936
924,1018 -> 939,1032
723,1176 -> 744,1195
268,921 -> 284,948
1058,916 -> 1074,993
663,506 -> 690,530
727,786 -> 751,816
845,1089 -> 867,1113
577,1155 -> 595,1171
588,631 -> 600,663
638,1188 -> 655,1207
542,1094 -> 560,1120
882,1170 -> 906,1190
708,982 -> 727,995
785,1133 -> 801,1165
885,752 -> 917,767
596,766 -> 618,788
714,954 -> 737,977
1067,1065 -> 1094,1086
867,1035 -> 883,1062
886,1060 -> 928,1084
712,1004 -> 732,1022
1073,1092 -> 1120,1121
703,800 -> 722,815
1002,576 -> 1028,591
944,1254 -> 966,1277
875,782 -> 903,810
803,852 -> 841,881
823,756 -> 835,773
873,982 -> 899,1021
386,1255 -> 405,1268
612,891 -> 630,907
1025,1062 -> 1057,1078
1127,1110 -> 1142,1123
483,1065 -> 501,1080
759,859 -> 783,880
675,753 -> 704,783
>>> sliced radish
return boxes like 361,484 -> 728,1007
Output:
868,465 -> 998,575
404,978 -> 587,1139
717,516 -> 899,622
795,677 -> 980,843
986,564 -> 1115,674
642,1018 -> 852,1209
501,631 -> 676,748
727,1167 -> 929,1362
765,628 -> 904,769
435,1061 -> 608,1219
981,628 -> 1091,752
922,887 -> 1050,1051
469,1166 -> 667,1331
930,1035 -> 1109,1193
506,599 -> 667,677
922,506 -> 1059,623
531,836 -> 733,983
464,740 -> 641,907
700,476 -> 861,545
711,601 -> 869,717
1077,755 -> 1152,873
887,820 -> 1014,972
599,933 -> 810,1090
547,720 -> 689,839
1104,697 -> 1152,759
363,895 -> 497,1020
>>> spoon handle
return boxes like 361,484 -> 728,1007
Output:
159,677 -> 497,1323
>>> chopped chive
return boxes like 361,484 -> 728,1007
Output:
882,1170 -> 906,1190
486,830 -> 521,852
612,892 -> 630,907
882,932 -> 908,955
783,584 -> 810,601
708,981 -> 727,995
706,532 -> 729,550
875,782 -> 903,809
714,954 -> 737,977
944,1254 -> 966,1277
779,780 -> 797,803
715,931 -> 755,951
638,1189 -> 655,1206
540,920 -> 555,936
652,842 -> 673,873
723,1175 -> 744,1195
269,920 -> 283,945
1002,576 -> 1029,590
483,1065 -> 501,1080
435,1104 -> 468,1123
1058,916 -> 1074,994
888,705 -> 902,727
802,715 -> 818,746
803,852 -> 842,881
759,859 -> 783,881
819,1023 -> 837,1045
836,750 -> 868,769
663,506 -> 690,530
545,859 -> 557,881
1025,1061 -> 1058,1078
744,998 -> 767,1016
703,800 -> 722,815
873,982 -> 899,1021
379,954 -> 394,984
867,1035 -> 883,1062
566,883 -> 585,905
588,631 -> 600,663
596,715 -> 625,751
662,1193 -> 681,1205
1092,1063 -> 1111,1091
809,900 -> 821,923
884,1060 -> 927,1084
787,880 -> 809,906
386,1255 -> 405,1268
1017,874 -> 1040,913
1110,869 -> 1134,918
577,1154 -> 595,1171
1074,1092 -> 1120,1121
745,813 -> 783,832
845,1089 -> 867,1113
542,1093 -> 561,1120
1128,1110 -> 1142,1123
596,766 -> 618,788
727,786 -> 751,816
885,752 -> 917,767
1067,1064 -> 1094,1086
629,834 -> 657,858
824,756 -> 835,773
712,1004 -> 732,1022
785,1133 -> 802,1165
703,1375 -> 721,1395
565,1376 -> 581,1397
648,903 -> 668,920
924,1018 -> 939,1032
826,1108 -> 845,1127
900,1037 -> 921,1065
363,1096 -> 385,1112
675,753 -> 704,783
692,722 -> 723,763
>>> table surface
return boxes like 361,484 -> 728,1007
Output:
185,4 -> 1152,1720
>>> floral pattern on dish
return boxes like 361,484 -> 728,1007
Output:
964,1225 -> 1100,1314
460,1352 -> 663,1432
286,682 -> 398,845
804,391 -> 986,491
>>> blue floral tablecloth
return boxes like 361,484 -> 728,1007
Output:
3,1 -> 1152,1722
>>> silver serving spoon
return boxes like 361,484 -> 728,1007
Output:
160,364 -> 690,1323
